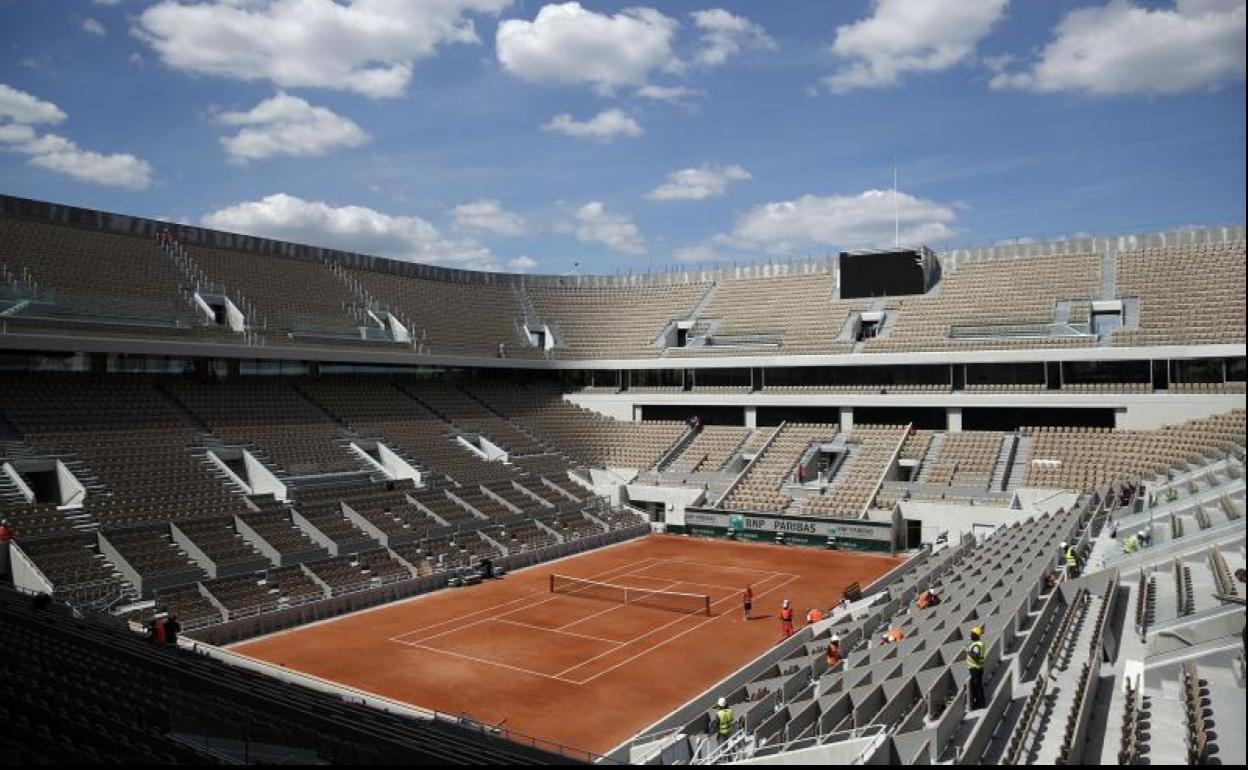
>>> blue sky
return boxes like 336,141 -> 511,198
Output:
1,0 -> 1244,275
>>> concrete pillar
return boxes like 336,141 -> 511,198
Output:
1114,407 -> 1129,430
947,407 -> 963,432
839,406 -> 854,432
744,406 -> 758,428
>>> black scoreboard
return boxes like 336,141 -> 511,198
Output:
838,248 -> 939,299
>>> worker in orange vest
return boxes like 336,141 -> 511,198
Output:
826,634 -> 842,669
805,606 -> 823,625
779,599 -> 794,638
879,627 -> 904,645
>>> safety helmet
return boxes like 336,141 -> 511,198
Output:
929,586 -> 938,595
782,599 -> 790,608
970,625 -> 984,638
1059,541 -> 1067,549
830,634 -> 840,643
718,697 -> 726,708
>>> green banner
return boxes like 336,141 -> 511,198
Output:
669,508 -> 896,552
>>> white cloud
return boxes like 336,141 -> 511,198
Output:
134,0 -> 509,98
826,0 -> 1008,92
0,83 -> 152,189
646,164 -> 751,202
216,92 -> 368,163
691,9 -> 775,67
543,109 -> 643,142
200,193 -> 498,269
729,189 -> 957,253
451,199 -> 525,236
991,0 -> 1246,95
497,2 -> 681,93
635,84 -> 698,101
570,201 -> 645,254
0,83 -> 67,125
673,244 -> 722,263
22,140 -> 153,190
83,18 -> 107,36
508,255 -> 538,273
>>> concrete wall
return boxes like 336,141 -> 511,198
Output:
898,501 -> 1034,546
243,451 -> 287,500
625,484 -> 707,526
55,460 -> 86,508
8,542 -> 54,594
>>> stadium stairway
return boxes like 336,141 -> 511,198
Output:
1005,435 -> 1034,491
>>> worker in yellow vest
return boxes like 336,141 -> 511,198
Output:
966,625 -> 986,709
712,697 -> 734,747
1061,540 -> 1081,579
1122,533 -> 1139,554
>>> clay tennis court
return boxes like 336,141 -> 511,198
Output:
229,534 -> 902,755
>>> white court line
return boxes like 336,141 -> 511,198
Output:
386,556 -> 660,644
392,639 -> 580,684
658,557 -> 799,578
552,570 -> 792,680
493,618 -> 628,646
566,574 -> 801,685
398,559 -> 676,646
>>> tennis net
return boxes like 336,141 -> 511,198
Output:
549,574 -> 712,616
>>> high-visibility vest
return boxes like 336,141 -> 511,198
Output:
716,707 -> 734,735
966,640 -> 985,670
1122,535 -> 1138,554
1065,546 -> 1078,567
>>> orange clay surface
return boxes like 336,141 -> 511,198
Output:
230,534 -> 902,755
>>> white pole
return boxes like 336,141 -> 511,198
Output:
893,165 -> 899,248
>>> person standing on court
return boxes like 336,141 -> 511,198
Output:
779,599 -> 795,639
966,625 -> 987,709
742,584 -> 753,621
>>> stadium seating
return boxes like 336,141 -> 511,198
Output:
865,252 -> 1101,353
526,282 -> 711,358
0,218 -> 200,329
0,586 -> 578,764
1114,242 -> 1245,347
3,201 -> 1244,358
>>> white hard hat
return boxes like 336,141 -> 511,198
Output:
782,598 -> 790,607
1059,541 -> 1067,548
929,586 -> 938,595
831,634 -> 840,643
718,697 -> 726,708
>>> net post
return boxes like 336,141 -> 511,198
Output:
549,573 -> 554,594
704,595 -> 712,616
